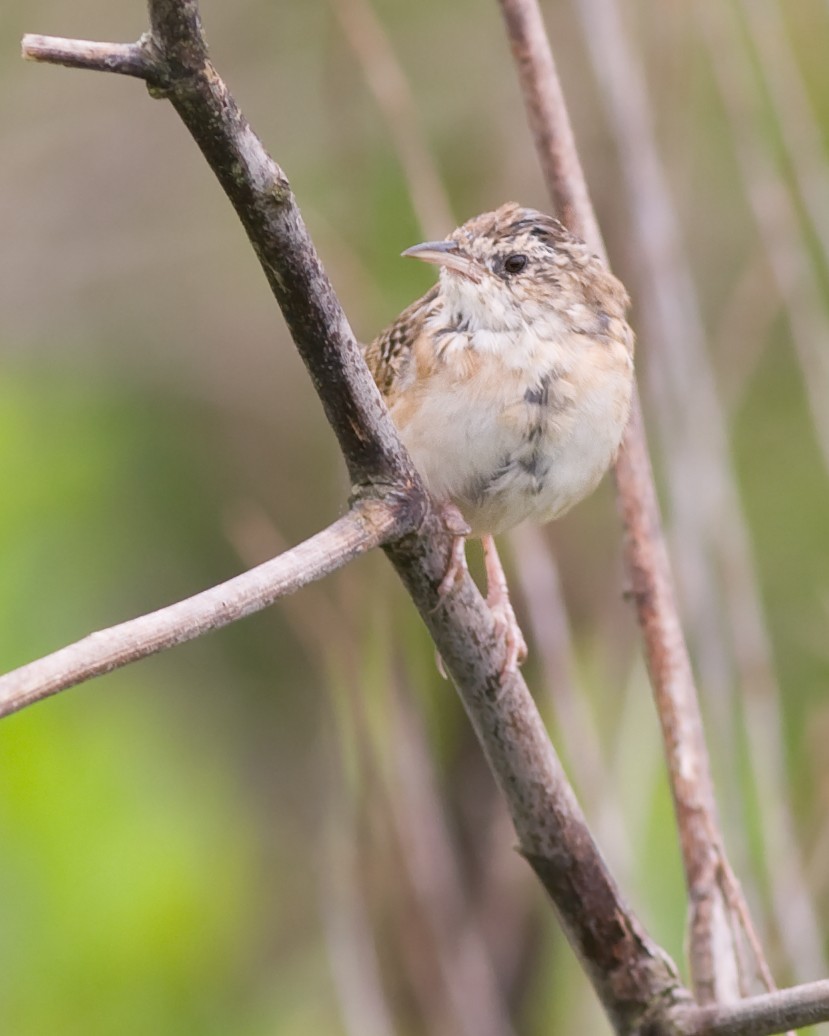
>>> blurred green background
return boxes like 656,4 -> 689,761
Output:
2,1 -> 829,1033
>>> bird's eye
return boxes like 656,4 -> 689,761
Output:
503,253 -> 528,275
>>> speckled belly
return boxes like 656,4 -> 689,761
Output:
397,365 -> 629,536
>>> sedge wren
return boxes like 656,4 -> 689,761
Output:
365,203 -> 634,670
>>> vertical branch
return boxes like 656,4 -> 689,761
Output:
569,0 -> 826,993
497,1 -> 601,251
495,0 -> 755,1003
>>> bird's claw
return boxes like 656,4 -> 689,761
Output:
435,503 -> 471,602
432,515 -> 527,676
488,594 -> 528,675
481,533 -> 527,675
437,534 -> 468,599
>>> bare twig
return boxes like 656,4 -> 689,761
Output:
714,254 -> 779,409
0,499 -> 407,717
510,526 -> 625,827
320,792 -> 400,1036
22,35 -> 155,78
330,12 -> 545,1006
678,980 -> 829,1036
700,5 -> 829,987
570,0 -> 817,1002
385,523 -> 690,1034
699,2 -> 829,994
388,693 -> 517,1036
497,1 -> 601,249
737,0 -> 829,307
617,402 -> 738,1001
496,0 -> 736,998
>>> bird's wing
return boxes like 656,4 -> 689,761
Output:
363,284 -> 441,402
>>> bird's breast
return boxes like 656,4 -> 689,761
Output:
391,327 -> 633,535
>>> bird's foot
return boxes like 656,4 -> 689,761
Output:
436,504 -> 471,601
488,594 -> 528,675
437,535 -> 468,600
433,504 -> 471,678
482,534 -> 528,675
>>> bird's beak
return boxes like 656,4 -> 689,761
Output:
401,239 -> 482,283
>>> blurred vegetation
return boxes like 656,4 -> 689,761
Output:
1,1 -> 829,1033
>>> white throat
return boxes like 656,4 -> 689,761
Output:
438,270 -> 569,367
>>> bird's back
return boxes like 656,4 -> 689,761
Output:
364,284 -> 441,402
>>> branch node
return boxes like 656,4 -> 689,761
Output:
350,479 -> 430,540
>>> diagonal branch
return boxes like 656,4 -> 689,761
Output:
0,498 -> 410,718
18,6 -> 689,1032
25,11 -> 416,492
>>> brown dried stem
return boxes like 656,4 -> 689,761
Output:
570,0 -> 809,1002
24,9 -> 415,493
733,0 -> 829,479
496,0 -> 763,1008
387,694 -> 517,1036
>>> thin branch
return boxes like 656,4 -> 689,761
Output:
510,525 -> 627,837
320,793 -> 400,1036
570,0 -> 811,1002
0,499 -> 408,718
26,21 -> 416,488
22,34 -> 157,79
738,0 -> 829,318
383,530 -> 689,1034
496,0 -> 761,1006
679,980 -> 829,1036
497,1 -> 601,250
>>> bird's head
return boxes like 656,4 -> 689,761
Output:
402,202 -> 624,337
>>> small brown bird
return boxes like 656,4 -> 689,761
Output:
365,203 -> 634,670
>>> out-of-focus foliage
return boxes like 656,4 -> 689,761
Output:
1,1 -> 828,1033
